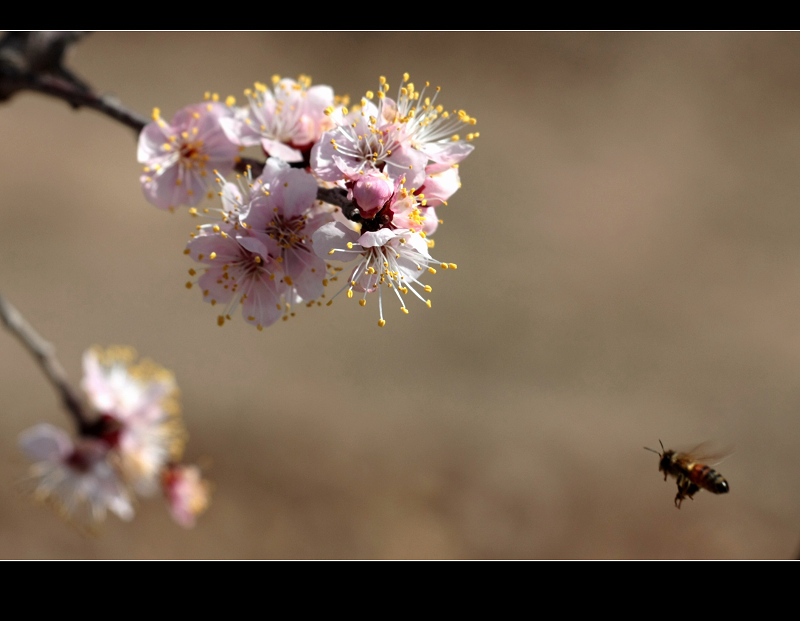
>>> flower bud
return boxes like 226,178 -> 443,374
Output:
351,173 -> 393,219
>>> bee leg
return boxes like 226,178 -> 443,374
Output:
673,476 -> 692,509
674,480 -> 700,508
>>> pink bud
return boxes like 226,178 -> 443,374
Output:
351,173 -> 393,219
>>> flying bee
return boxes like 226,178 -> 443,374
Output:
644,440 -> 730,509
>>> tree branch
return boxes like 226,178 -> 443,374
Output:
0,31 -> 147,134
0,291 -> 91,433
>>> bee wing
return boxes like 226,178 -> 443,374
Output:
676,441 -> 733,465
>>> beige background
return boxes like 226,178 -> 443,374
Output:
2,32 -> 800,559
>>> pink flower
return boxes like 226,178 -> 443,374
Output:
313,221 -> 455,326
19,423 -> 134,525
161,463 -> 210,528
417,162 -> 462,208
185,222 -> 287,330
311,98 -> 428,189
81,346 -> 185,495
388,193 -> 439,237
241,160 -> 332,303
388,74 -> 478,165
311,75 -> 477,192
219,75 -> 335,163
138,99 -> 240,210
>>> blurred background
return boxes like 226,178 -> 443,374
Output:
1,32 -> 800,559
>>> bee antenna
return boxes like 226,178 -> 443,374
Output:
644,446 -> 661,455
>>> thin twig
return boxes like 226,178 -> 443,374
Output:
0,291 -> 91,433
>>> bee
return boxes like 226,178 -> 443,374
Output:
644,440 -> 730,508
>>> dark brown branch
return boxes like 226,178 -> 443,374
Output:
0,291 -> 91,433
19,73 -> 147,132
0,31 -> 147,134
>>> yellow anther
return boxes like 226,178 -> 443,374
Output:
378,319 -> 386,327
401,308 -> 409,314
428,267 -> 436,274
185,282 -> 192,289
188,268 -> 197,276
441,263 -> 448,269
328,249 -> 335,255
151,107 -> 161,120
213,225 -> 220,232
424,285 -> 432,292
284,276 -> 293,286
347,290 -> 353,298
183,248 -> 191,255
217,315 -> 225,326
197,253 -> 205,260
326,300 -> 333,306
448,263 -> 457,270
209,252 -> 217,260
425,300 -> 432,308
226,95 -> 236,107
359,299 -> 366,307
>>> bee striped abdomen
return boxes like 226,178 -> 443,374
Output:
688,463 -> 729,494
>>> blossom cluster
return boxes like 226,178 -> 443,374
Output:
18,346 -> 209,529
137,74 -> 478,328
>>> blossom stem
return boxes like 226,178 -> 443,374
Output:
0,291 -> 91,433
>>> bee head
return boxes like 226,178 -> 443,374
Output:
644,440 -> 674,473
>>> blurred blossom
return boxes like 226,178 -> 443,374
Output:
19,423 -> 134,525
161,463 -> 210,528
82,346 -> 185,495
18,347 -> 206,528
